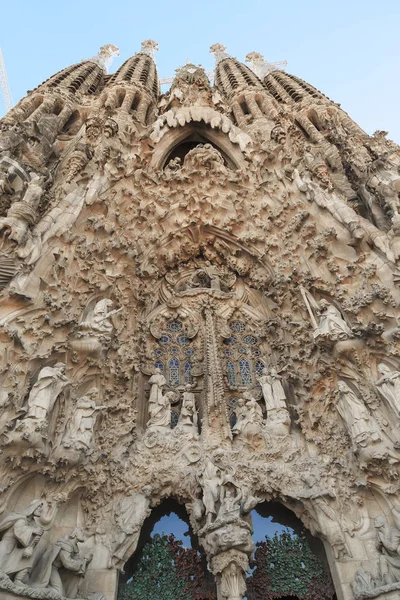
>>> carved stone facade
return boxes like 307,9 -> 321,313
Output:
0,39 -> 399,600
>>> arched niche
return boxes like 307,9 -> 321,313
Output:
150,123 -> 247,171
249,501 -> 337,600
118,498 -> 215,595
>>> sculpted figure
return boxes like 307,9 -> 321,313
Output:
148,367 -> 167,407
316,300 -> 353,341
80,299 -> 121,337
257,367 -> 287,413
0,500 -> 45,584
374,516 -> 400,586
233,392 -> 265,451
30,528 -> 92,597
0,174 -> 44,245
177,384 -> 199,438
63,388 -> 106,451
147,388 -> 174,431
25,363 -> 70,425
337,381 -> 382,450
199,456 -> 224,525
376,363 -> 400,418
111,487 -> 152,569
218,485 -> 242,522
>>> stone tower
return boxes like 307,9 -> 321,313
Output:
0,39 -> 399,600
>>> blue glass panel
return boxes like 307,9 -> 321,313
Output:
170,346 -> 179,355
154,348 -> 164,357
238,346 -> 246,354
224,349 -> 233,357
239,359 -> 252,385
159,334 -> 172,345
184,361 -> 192,383
154,360 -> 164,371
255,360 -> 265,377
185,348 -> 194,356
177,334 -> 189,346
169,358 -> 180,386
167,321 -> 182,332
223,336 -> 237,346
243,335 -> 258,345
171,411 -> 179,429
230,321 -> 245,334
230,412 -> 237,429
227,361 -> 236,386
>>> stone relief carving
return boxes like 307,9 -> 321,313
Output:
62,388 -> 106,452
30,528 -> 92,597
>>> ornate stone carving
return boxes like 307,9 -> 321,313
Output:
1,41 -> 400,600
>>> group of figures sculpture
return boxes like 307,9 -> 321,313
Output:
0,500 -> 92,597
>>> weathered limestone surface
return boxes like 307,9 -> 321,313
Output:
0,39 -> 399,600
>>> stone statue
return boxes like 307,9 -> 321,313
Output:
0,500 -> 45,584
199,456 -> 224,525
0,173 -> 44,245
177,384 -> 199,438
218,485 -> 242,522
233,392 -> 264,451
316,300 -> 353,341
257,367 -> 287,413
376,363 -> 400,418
29,528 -> 92,597
111,487 -> 152,569
80,299 -> 121,337
337,381 -> 382,450
147,388 -> 174,431
148,367 -> 167,407
63,388 -> 106,451
374,516 -> 400,586
25,363 -> 70,425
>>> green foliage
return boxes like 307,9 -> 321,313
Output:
247,529 -> 335,600
117,534 -> 191,600
118,529 -> 334,600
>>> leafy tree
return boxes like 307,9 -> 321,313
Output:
118,534 -> 190,600
247,530 -> 335,600
118,534 -> 216,600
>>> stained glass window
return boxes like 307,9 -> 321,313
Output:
169,358 -> 180,386
184,361 -> 192,383
224,320 -> 264,388
153,321 -> 196,387
239,359 -> 252,385
227,361 -> 236,386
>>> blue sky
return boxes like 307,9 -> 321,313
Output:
152,511 -> 289,543
1,0 -> 400,142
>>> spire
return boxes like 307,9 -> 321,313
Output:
245,52 -> 287,78
140,40 -> 159,58
88,44 -> 120,73
210,43 -> 230,64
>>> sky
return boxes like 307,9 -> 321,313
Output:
152,511 -> 289,544
1,0 -> 400,142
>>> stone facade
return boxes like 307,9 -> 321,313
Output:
0,39 -> 399,600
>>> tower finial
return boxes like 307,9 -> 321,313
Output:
245,51 -> 287,78
140,40 -> 159,58
210,43 -> 229,64
89,44 -> 120,73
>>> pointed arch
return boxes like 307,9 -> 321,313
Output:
150,121 -> 250,170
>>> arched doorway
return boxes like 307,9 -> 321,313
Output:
117,498 -> 216,600
247,502 -> 337,600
